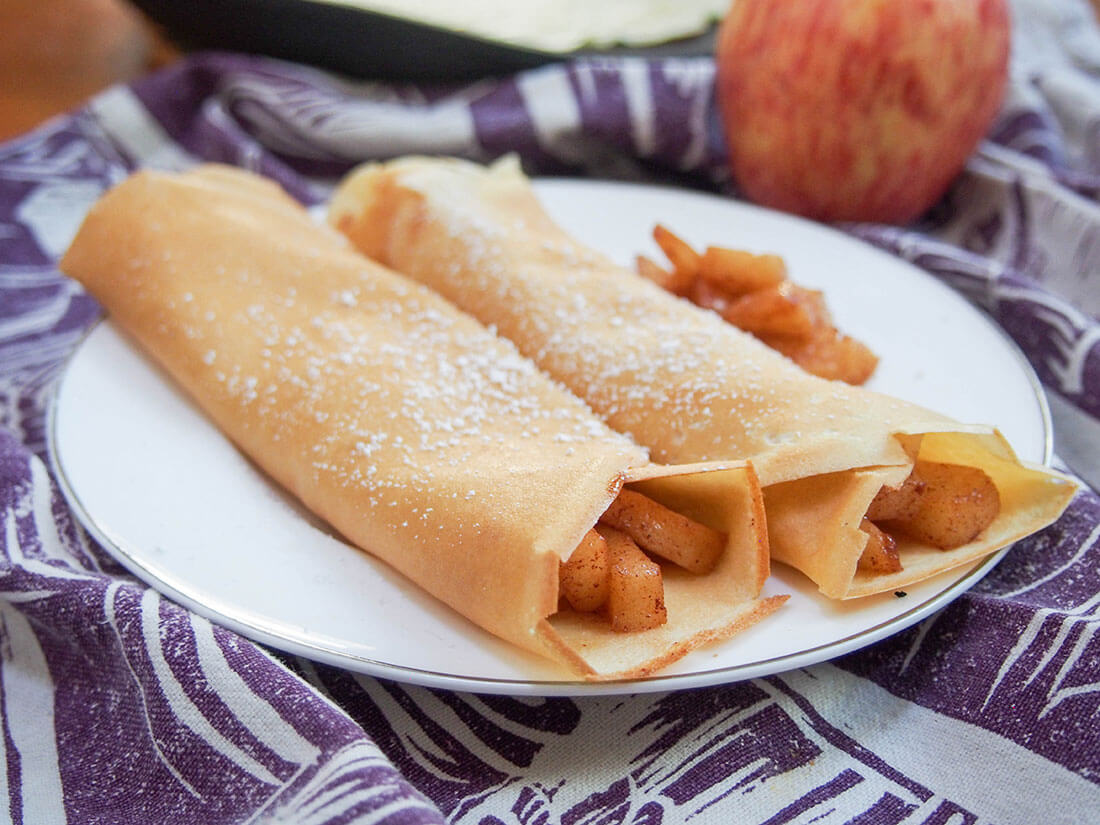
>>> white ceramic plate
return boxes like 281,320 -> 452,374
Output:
49,179 -> 1051,696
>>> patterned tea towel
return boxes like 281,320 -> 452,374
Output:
1,0 -> 1098,822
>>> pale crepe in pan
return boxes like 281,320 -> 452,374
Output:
328,155 -> 1077,600
59,164 -> 783,680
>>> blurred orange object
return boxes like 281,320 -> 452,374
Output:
0,0 -> 176,141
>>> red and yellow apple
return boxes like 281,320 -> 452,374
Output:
714,0 -> 1011,224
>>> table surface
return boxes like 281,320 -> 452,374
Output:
0,0 -> 175,141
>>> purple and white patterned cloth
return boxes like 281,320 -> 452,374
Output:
2,1 -> 1099,822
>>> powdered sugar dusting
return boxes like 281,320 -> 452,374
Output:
114,175 -> 648,549
383,159 -> 944,480
222,273 -> 642,505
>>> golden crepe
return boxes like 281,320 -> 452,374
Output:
59,164 -> 784,680
328,155 -> 1077,599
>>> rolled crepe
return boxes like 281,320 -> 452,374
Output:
328,155 -> 1077,599
59,164 -> 783,680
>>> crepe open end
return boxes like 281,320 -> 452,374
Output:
328,155 -> 1078,600
59,164 -> 783,680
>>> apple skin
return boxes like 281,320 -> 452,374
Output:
715,0 -> 1011,224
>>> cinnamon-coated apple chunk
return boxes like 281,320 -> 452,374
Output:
698,246 -> 786,294
599,526 -> 668,633
599,488 -> 726,574
637,224 -> 878,385
856,519 -> 902,575
890,461 -> 1000,550
858,460 -> 1001,575
558,529 -> 610,613
557,488 -> 730,632
866,471 -> 927,523
652,223 -> 701,279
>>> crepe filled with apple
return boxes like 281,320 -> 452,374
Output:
327,155 -> 1077,599
59,164 -> 786,680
